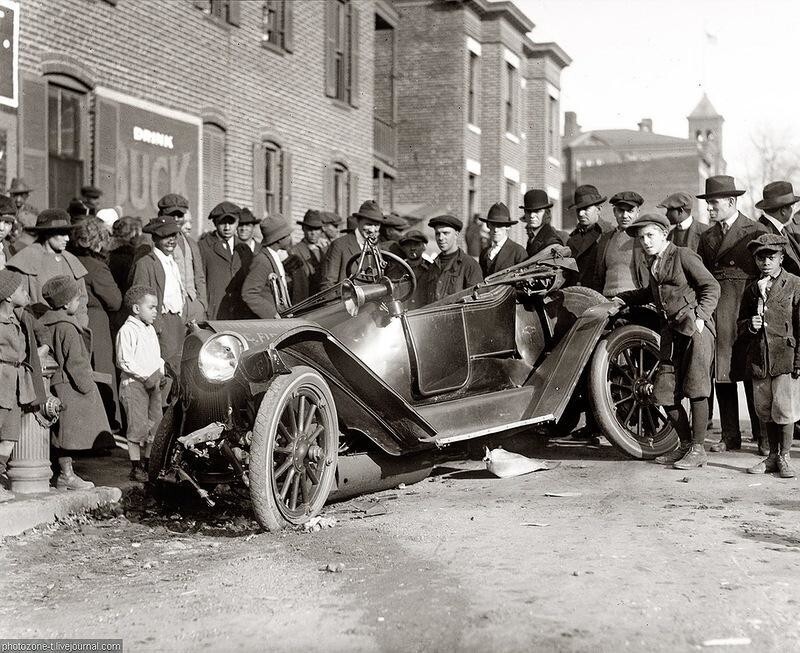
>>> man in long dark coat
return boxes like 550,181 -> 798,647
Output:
658,192 -> 709,252
422,214 -> 483,303
520,189 -> 562,257
241,216 -> 292,318
320,200 -> 385,290
697,175 -> 767,453
479,202 -> 527,277
566,185 -> 608,290
286,210 -> 326,303
755,181 -> 800,276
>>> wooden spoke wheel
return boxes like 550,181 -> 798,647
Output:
249,366 -> 338,531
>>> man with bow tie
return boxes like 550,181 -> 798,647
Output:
697,175 -> 767,454
659,192 -> 709,252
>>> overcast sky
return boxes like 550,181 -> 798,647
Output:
517,0 -> 799,186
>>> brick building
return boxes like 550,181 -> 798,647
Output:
561,94 -> 725,228
0,0 -> 569,243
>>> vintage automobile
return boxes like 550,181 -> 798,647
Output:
150,242 -> 676,531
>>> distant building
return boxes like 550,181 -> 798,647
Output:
561,93 -> 725,228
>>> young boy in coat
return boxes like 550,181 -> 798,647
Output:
615,214 -> 721,469
41,274 -> 110,489
116,285 -> 165,482
739,234 -> 800,478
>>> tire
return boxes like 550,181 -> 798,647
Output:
249,366 -> 339,531
588,324 -> 678,459
148,402 -> 179,484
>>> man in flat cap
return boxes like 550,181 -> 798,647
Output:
421,214 -> 483,303
380,212 -> 407,258
80,185 -> 103,215
594,191 -> 649,297
320,211 -> 342,248
198,201 -> 248,319
241,215 -> 293,318
520,189 -> 563,257
755,181 -> 800,276
399,229 -> 431,309
157,193 -> 207,323
615,213 -> 720,469
321,200 -> 386,290
479,203 -> 527,277
697,175 -> 767,453
659,192 -> 708,252
566,185 -> 608,289
286,210 -> 326,303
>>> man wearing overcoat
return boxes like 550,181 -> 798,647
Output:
520,189 -> 563,257
287,210 -> 326,302
241,216 -> 293,318
659,192 -> 708,252
696,175 -> 767,452
566,185 -> 608,289
755,181 -> 800,276
479,202 -> 527,277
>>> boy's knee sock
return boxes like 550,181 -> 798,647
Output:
690,398 -> 709,445
766,422 -> 781,456
779,423 -> 794,457
128,442 -> 141,462
665,405 -> 691,443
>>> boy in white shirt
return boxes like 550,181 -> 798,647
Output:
116,285 -> 165,482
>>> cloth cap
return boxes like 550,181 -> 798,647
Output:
42,275 -> 80,309
342,215 -> 358,233
321,211 -> 342,225
0,270 -> 23,302
609,191 -> 644,209
260,214 -> 292,245
755,181 -> 800,211
208,201 -> 241,223
7,178 -> 32,195
80,185 -> 103,199
384,211 -> 408,229
238,207 -> 260,225
696,175 -> 745,199
142,215 -> 181,237
624,213 -> 671,237
657,192 -> 693,210
428,214 -> 463,231
747,233 -> 789,256
157,193 -> 189,216
399,229 -> 428,245
481,202 -> 518,226
0,195 -> 16,218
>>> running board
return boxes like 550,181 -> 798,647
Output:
434,414 -> 554,445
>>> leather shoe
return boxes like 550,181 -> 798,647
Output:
0,486 -> 13,502
673,444 -> 708,469
710,438 -> 741,452
777,455 -> 796,479
747,455 -> 778,474
655,442 -> 690,464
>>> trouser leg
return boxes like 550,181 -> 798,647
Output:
743,379 -> 763,441
690,398 -> 710,445
715,382 -> 742,441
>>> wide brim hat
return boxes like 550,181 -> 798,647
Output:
321,211 -> 342,226
352,200 -> 385,224
624,213 -> 671,237
747,233 -> 788,256
261,215 -> 292,245
481,202 -> 518,226
297,209 -> 324,229
142,215 -> 181,237
569,185 -> 607,210
8,178 -> 32,195
520,189 -> 553,212
755,181 -> 800,211
696,175 -> 746,199
25,209 -> 78,234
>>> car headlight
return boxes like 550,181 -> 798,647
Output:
198,332 -> 249,384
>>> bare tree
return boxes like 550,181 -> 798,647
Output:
740,125 -> 800,216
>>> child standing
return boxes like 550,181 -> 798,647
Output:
740,234 -> 800,478
41,274 -> 109,489
115,285 -> 165,482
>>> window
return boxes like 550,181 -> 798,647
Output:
264,141 -> 283,216
193,0 -> 241,27
203,123 -> 226,217
505,63 -> 517,134
333,163 -> 350,218
505,179 -> 516,210
373,166 -> 394,211
548,95 -> 559,156
253,139 -> 291,220
467,173 -> 477,220
325,0 -> 360,106
468,51 -> 479,127
261,0 -> 293,52
47,85 -> 85,209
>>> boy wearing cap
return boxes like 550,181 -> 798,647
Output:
615,213 -> 720,469
594,191 -> 649,297
399,230 -> 431,309
479,203 -> 527,277
520,190 -> 563,257
0,196 -> 20,268
422,214 -> 483,303
41,274 -> 109,490
198,201 -> 246,319
658,192 -> 708,252
241,215 -> 293,318
739,234 -> 800,478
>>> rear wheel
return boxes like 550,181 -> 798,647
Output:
588,325 -> 678,459
249,366 -> 339,531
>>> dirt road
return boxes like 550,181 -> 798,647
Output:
2,437 -> 799,652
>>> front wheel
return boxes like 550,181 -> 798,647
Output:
588,325 -> 678,459
249,366 -> 339,531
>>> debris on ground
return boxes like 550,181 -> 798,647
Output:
299,516 -> 337,532
320,562 -> 345,573
701,637 -> 752,647
678,477 -> 690,483
544,492 -> 582,498
484,447 -> 555,478
349,501 -> 388,519
520,522 -> 549,527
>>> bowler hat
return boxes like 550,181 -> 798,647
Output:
481,202 -> 518,226
7,178 -> 32,196
696,175 -> 745,200
208,201 -> 241,223
260,215 -> 292,246
0,196 -> 16,218
321,211 -> 342,226
352,200 -> 385,224
428,214 -> 463,231
755,181 -> 800,211
520,189 -> 553,212
298,210 -> 324,229
657,192 -> 693,211
238,207 -> 260,225
0,270 -> 22,302
609,191 -> 644,209
569,185 -> 607,211
748,233 -> 788,256
399,229 -> 428,245
624,213 -> 671,237
42,275 -> 80,310
142,215 -> 181,238
80,185 -> 103,200
157,193 -> 189,216
26,209 -> 76,234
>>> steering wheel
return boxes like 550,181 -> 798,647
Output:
345,249 -> 417,303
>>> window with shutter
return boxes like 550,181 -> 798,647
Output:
264,141 -> 283,216
48,84 -> 86,210
332,162 -> 350,218
203,123 -> 226,215
325,0 -> 356,104
261,0 -> 291,52
196,0 -> 240,27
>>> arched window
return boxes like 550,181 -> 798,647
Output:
46,76 -> 90,209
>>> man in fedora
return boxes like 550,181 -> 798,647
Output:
241,215 -> 293,318
157,193 -> 207,323
520,189 -> 563,257
479,202 -> 527,277
658,191 -> 708,252
236,207 -> 262,254
697,175 -> 767,453
7,178 -> 37,229
130,214 -> 187,375
7,209 -> 88,327
421,214 -> 483,303
199,201 -> 248,319
321,200 -> 386,290
755,181 -> 800,276
285,209 -> 326,302
566,185 -> 608,289
594,191 -> 649,297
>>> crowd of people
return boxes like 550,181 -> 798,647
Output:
0,170 -> 797,501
